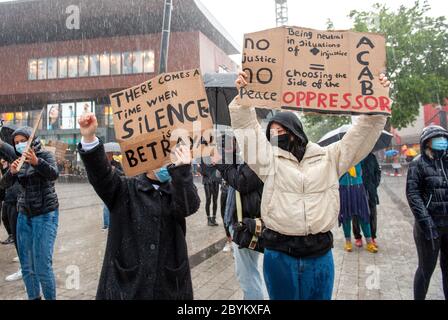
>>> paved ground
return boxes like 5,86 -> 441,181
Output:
0,174 -> 445,300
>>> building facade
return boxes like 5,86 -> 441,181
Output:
0,0 -> 238,165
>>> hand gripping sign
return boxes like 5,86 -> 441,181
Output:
240,26 -> 392,115
109,68 -> 215,176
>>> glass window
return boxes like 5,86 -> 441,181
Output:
133,51 -> 143,73
100,53 -> 110,76
15,112 -> 29,127
110,53 -> 121,75
60,103 -> 75,129
28,59 -> 37,80
78,55 -> 89,77
47,104 -> 61,130
89,54 -> 100,76
143,50 -> 155,73
30,110 -> 44,130
47,57 -> 57,79
38,58 -> 47,80
68,56 -> 78,78
58,57 -> 68,78
122,52 -> 133,74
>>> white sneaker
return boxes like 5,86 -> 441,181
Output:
5,269 -> 22,282
222,242 -> 232,252
12,256 -> 19,263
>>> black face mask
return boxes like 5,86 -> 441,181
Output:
271,134 -> 306,163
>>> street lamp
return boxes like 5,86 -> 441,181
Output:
159,0 -> 173,74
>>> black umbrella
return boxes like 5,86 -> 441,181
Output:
318,124 -> 393,152
0,122 -> 17,146
204,73 -> 274,126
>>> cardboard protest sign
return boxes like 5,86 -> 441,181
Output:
110,68 -> 215,176
46,141 -> 68,161
240,26 -> 391,115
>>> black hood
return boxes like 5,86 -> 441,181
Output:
266,112 -> 309,145
11,126 -> 42,156
420,125 -> 448,152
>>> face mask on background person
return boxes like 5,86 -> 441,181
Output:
271,134 -> 291,151
154,167 -> 172,183
15,142 -> 27,154
431,137 -> 448,151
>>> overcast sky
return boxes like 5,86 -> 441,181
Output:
0,0 -> 446,62
200,0 -> 447,60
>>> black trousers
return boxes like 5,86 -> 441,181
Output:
204,182 -> 220,218
1,201 -> 12,236
413,223 -> 448,300
353,203 -> 377,240
2,202 -> 18,253
220,187 -> 230,237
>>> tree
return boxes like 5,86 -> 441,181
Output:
303,0 -> 448,139
349,0 -> 448,129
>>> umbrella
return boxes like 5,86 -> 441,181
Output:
204,73 -> 273,126
318,124 -> 393,152
385,149 -> 399,157
104,142 -> 121,153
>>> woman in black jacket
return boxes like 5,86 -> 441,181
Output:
78,112 -> 200,300
406,125 -> 448,300
213,135 -> 266,300
0,127 -> 59,300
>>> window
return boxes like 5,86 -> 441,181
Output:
60,103 -> 75,129
78,55 -> 89,77
47,57 -> 57,79
47,104 -> 61,130
38,58 -> 47,80
100,53 -> 110,76
122,52 -> 133,74
68,56 -> 78,78
133,51 -> 143,73
29,49 -> 154,80
58,57 -> 68,78
143,50 -> 155,73
110,53 -> 121,75
15,112 -> 29,127
89,54 -> 100,76
28,59 -> 37,80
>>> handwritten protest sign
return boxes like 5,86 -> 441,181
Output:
240,26 -> 391,115
46,141 -> 68,161
110,68 -> 214,176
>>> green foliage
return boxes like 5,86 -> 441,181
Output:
304,0 -> 448,140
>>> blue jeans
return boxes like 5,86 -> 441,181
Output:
103,205 -> 110,229
230,226 -> 266,300
263,248 -> 334,300
17,211 -> 59,300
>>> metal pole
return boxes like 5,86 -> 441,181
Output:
159,0 -> 173,74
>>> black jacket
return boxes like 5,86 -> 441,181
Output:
215,162 -> 263,222
79,141 -> 200,300
0,128 -> 59,217
199,161 -> 221,185
406,125 -> 448,240
361,153 -> 381,206
0,167 -> 20,204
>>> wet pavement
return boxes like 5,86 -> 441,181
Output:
0,175 -> 445,300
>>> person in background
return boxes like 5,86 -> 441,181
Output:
353,152 -> 381,247
0,127 -> 59,300
1,158 -> 22,281
406,125 -> 448,300
213,134 -> 266,300
78,112 -> 200,299
339,163 -> 378,253
0,177 -> 11,245
220,179 -> 231,252
199,159 -> 221,226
